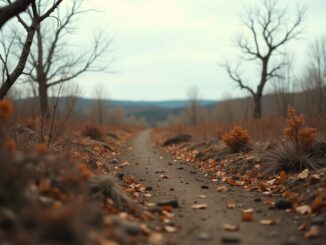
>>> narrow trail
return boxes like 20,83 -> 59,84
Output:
120,130 -> 314,245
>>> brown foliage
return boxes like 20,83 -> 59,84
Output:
82,125 -> 104,141
223,126 -> 250,153
283,106 -> 317,150
0,99 -> 13,120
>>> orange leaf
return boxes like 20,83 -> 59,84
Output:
39,179 -> 50,193
241,212 -> 253,221
311,196 -> 322,213
36,143 -> 48,154
279,171 -> 287,184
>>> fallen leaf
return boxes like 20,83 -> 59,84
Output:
217,185 -> 228,192
160,174 -> 168,179
304,226 -> 319,238
223,224 -> 239,231
198,195 -> 207,198
259,219 -> 276,225
298,169 -> 309,180
242,208 -> 254,213
298,223 -> 307,231
279,171 -> 287,184
192,204 -> 207,209
39,179 -> 50,193
295,205 -> 311,215
164,225 -> 177,233
311,196 -> 323,213
241,212 -> 253,221
227,202 -> 236,209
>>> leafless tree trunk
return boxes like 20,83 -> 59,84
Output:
304,36 -> 326,115
0,0 -> 33,29
223,0 -> 305,118
0,0 -> 63,99
94,83 -> 108,125
187,86 -> 201,126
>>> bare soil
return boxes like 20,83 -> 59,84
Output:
120,130 -> 324,245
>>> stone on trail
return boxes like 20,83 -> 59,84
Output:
274,199 -> 292,209
156,199 -> 179,208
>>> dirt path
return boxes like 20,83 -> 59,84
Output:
120,130 -> 317,245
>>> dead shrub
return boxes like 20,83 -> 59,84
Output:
223,126 -> 250,153
264,106 -> 323,174
82,125 -> 103,141
283,106 -> 317,151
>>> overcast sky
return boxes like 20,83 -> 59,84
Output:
70,0 -> 326,101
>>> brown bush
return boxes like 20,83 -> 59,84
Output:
283,106 -> 317,151
82,125 -> 104,141
223,126 -> 250,153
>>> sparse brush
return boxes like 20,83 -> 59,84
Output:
89,176 -> 133,211
223,126 -> 250,153
263,106 -> 323,174
282,106 -> 317,151
263,143 -> 324,174
82,125 -> 103,141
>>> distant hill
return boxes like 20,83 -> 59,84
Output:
18,97 -> 219,126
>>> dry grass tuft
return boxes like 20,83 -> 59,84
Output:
89,175 -> 133,211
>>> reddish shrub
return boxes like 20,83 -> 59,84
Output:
282,106 -> 317,150
0,99 -> 13,120
223,126 -> 250,153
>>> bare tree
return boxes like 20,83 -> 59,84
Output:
302,36 -> 326,115
24,0 -> 112,117
0,0 -> 63,99
94,83 -> 108,125
223,0 -> 305,118
0,0 -> 33,29
187,86 -> 201,126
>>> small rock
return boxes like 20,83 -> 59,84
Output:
231,176 -> 240,180
177,167 -> 184,170
148,206 -> 162,214
254,198 -> 262,202
121,221 -> 141,235
275,199 -> 292,209
201,185 -> 209,189
198,232 -> 212,241
190,171 -> 197,174
311,216 -> 326,226
115,172 -> 124,180
145,186 -> 153,191
111,159 -> 119,165
221,235 -> 241,243
0,207 -> 16,231
157,200 -> 179,208
169,188 -> 175,191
